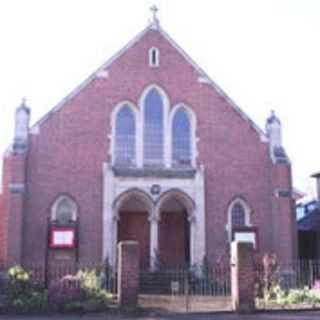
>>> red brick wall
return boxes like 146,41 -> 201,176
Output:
270,163 -> 297,262
0,193 -> 6,264
5,28 -> 295,265
0,156 -> 11,264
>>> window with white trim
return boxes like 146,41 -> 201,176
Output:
114,105 -> 136,166
172,108 -> 192,167
143,88 -> 164,166
111,86 -> 197,169
51,196 -> 77,224
231,203 -> 246,227
227,199 -> 251,241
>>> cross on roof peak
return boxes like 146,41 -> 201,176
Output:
150,5 -> 159,26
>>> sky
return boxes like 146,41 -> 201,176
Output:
0,0 -> 319,195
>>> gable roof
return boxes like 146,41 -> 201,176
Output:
31,21 -> 267,140
298,206 -> 320,231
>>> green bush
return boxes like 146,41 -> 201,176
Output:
7,265 -> 48,312
7,265 -> 32,299
6,265 -> 113,313
77,268 -> 113,303
264,286 -> 320,306
77,268 -> 102,295
13,291 -> 48,312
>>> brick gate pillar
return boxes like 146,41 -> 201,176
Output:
117,241 -> 140,307
231,242 -> 255,313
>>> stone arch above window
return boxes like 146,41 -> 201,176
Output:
142,87 -> 165,166
227,198 -> 251,241
113,103 -> 137,167
113,188 -> 154,218
51,195 -> 78,224
155,189 -> 195,221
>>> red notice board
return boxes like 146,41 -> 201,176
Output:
49,227 -> 76,249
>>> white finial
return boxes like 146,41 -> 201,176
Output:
150,5 -> 159,25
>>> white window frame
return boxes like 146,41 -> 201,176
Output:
139,84 -> 170,168
169,104 -> 197,168
110,101 -> 139,167
51,195 -> 78,222
149,47 -> 160,67
226,198 -> 251,242
110,86 -> 198,169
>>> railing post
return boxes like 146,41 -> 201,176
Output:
231,242 -> 255,313
309,260 -> 314,288
117,241 -> 140,307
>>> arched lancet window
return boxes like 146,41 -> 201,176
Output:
143,88 -> 164,166
172,109 -> 191,167
115,105 -> 136,166
51,196 -> 77,224
231,203 -> 246,227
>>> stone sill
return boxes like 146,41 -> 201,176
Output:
112,167 -> 197,179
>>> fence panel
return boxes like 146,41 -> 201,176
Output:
255,259 -> 320,310
139,263 -> 232,312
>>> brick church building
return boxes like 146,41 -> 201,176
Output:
0,12 -> 297,270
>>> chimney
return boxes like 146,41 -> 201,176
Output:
265,110 -> 289,163
266,110 -> 282,148
311,172 -> 320,201
13,98 -> 31,154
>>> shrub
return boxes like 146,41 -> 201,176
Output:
77,268 -> 102,296
13,291 -> 48,312
48,275 -> 83,306
7,265 -> 32,299
7,265 -> 48,312
77,268 -> 113,306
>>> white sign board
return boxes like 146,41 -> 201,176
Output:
53,230 -> 74,246
234,232 -> 256,248
171,281 -> 180,294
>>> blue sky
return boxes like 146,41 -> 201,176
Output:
0,0 -> 319,194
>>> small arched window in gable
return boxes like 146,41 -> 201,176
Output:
115,105 -> 136,166
149,47 -> 159,67
172,109 -> 192,167
144,88 -> 164,166
51,196 -> 77,224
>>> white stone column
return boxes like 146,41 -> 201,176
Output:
193,167 -> 206,267
189,215 -> 197,267
149,209 -> 159,270
102,163 -> 117,267
110,214 -> 119,267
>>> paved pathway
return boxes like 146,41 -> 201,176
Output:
1,311 -> 320,319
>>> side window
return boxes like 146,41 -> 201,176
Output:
172,108 -> 192,167
51,196 -> 77,224
114,105 -> 136,166
228,199 -> 251,241
231,203 -> 246,227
